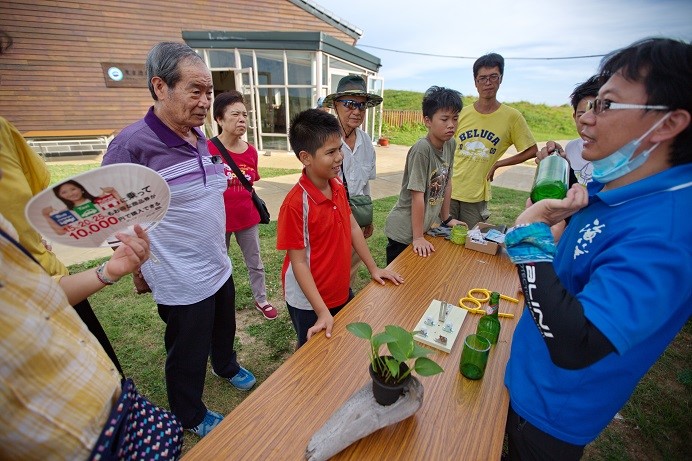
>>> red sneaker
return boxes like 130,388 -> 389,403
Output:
255,301 -> 278,320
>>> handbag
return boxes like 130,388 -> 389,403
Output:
341,168 -> 373,227
0,228 -> 182,460
89,378 -> 182,460
211,137 -> 271,224
83,310 -> 183,460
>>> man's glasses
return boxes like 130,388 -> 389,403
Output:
337,99 -> 367,111
586,98 -> 669,115
475,73 -> 501,84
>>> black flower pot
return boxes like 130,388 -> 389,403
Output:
369,360 -> 412,406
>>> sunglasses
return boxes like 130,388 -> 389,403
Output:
337,99 -> 367,111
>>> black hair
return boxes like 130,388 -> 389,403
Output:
569,75 -> 602,111
600,37 -> 692,166
53,180 -> 98,210
146,42 -> 205,101
213,90 -> 245,122
473,53 -> 504,79
422,86 -> 463,119
288,109 -> 341,158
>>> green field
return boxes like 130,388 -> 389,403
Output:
381,89 -> 576,145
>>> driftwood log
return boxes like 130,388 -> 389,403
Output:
305,377 -> 424,461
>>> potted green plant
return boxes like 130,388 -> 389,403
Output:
347,322 -> 443,405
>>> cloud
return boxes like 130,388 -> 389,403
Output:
316,0 -> 692,105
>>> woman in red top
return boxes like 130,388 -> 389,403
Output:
208,91 -> 277,320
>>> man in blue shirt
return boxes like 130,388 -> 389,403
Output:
503,37 -> 691,459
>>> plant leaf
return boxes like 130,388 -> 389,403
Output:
413,357 -> 444,376
372,332 -> 396,350
411,342 -> 432,359
385,325 -> 413,362
384,357 -> 401,380
346,322 -> 372,340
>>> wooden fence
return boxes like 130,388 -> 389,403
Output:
382,109 -> 424,126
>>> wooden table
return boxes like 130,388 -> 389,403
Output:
184,237 -> 524,460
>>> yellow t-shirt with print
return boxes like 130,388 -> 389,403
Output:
451,104 -> 535,203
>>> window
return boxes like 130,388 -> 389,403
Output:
255,50 -> 284,85
286,51 -> 313,85
209,50 -> 235,68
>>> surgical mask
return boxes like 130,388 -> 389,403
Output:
592,113 -> 671,183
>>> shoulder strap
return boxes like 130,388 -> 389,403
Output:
210,137 -> 253,193
340,165 -> 351,200
0,227 -> 125,377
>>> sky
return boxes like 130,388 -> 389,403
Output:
315,0 -> 692,106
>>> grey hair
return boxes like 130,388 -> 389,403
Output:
146,42 -> 204,100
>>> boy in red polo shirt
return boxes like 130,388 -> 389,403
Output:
278,109 -> 404,348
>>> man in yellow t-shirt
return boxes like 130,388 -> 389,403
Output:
450,53 -> 537,228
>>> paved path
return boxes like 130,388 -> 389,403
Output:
50,142 -> 559,266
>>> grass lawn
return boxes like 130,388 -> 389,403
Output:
67,185 -> 691,458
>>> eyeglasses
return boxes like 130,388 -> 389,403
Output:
475,74 -> 501,84
586,98 -> 669,115
337,99 -> 367,111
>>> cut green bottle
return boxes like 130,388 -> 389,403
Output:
530,152 -> 569,202
476,291 -> 501,345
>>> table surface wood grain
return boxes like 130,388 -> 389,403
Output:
184,237 -> 524,460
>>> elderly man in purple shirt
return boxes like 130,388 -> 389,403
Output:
102,42 -> 256,438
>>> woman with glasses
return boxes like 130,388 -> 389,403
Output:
323,75 -> 383,290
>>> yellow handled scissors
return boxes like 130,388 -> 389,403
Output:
459,288 -> 518,319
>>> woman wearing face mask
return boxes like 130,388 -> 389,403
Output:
500,38 -> 692,460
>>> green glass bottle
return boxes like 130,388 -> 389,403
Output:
476,291 -> 501,344
530,152 -> 569,203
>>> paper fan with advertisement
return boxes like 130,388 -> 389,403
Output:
26,164 -> 170,248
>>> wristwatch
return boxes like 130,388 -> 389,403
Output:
441,216 -> 454,227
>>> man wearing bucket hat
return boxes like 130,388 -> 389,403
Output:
323,75 -> 382,288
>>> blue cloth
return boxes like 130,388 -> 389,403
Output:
505,163 -> 692,445
505,222 -> 556,264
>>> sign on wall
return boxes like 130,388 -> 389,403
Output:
101,62 -> 148,88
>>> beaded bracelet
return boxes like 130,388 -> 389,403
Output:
95,262 -> 118,285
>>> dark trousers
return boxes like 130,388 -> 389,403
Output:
505,405 -> 585,461
386,238 -> 409,265
287,289 -> 353,348
157,275 -> 239,428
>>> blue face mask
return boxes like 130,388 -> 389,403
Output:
592,113 -> 671,183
